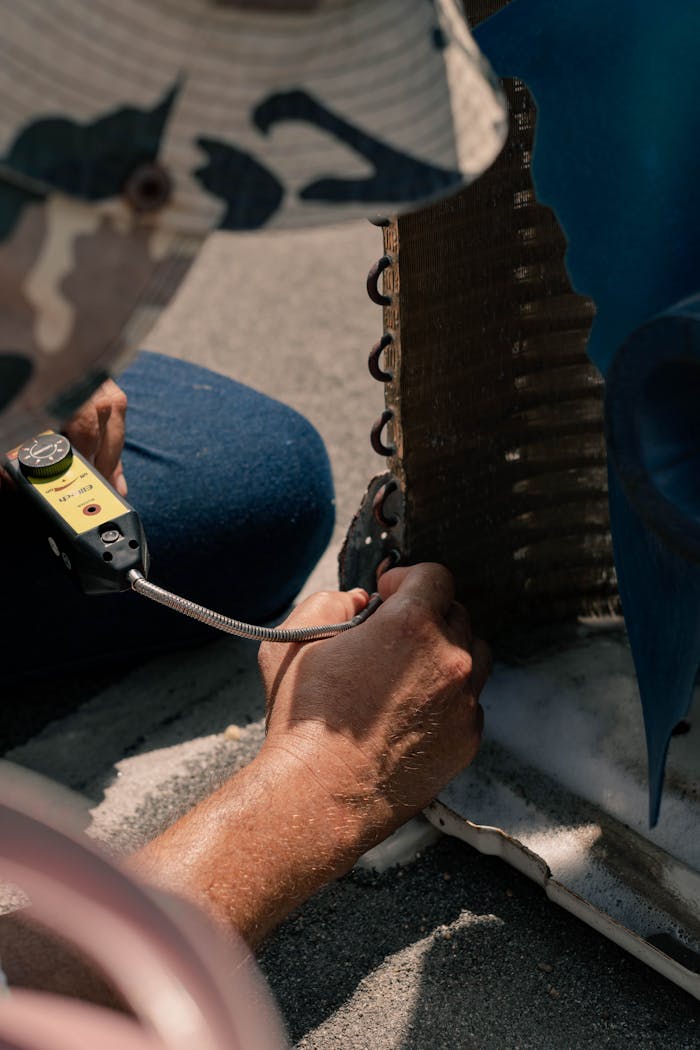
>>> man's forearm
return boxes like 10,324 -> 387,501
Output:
0,745 -> 370,1003
131,743 -> 373,948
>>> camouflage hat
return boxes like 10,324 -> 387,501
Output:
0,0 -> 506,447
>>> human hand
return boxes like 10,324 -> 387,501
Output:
0,379 -> 128,498
258,563 -> 491,858
132,564 -> 490,946
62,379 -> 128,495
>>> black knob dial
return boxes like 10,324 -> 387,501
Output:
18,434 -> 73,479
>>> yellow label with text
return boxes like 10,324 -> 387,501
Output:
29,462 -> 127,534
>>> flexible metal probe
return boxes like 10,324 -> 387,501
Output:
6,432 -> 381,643
128,570 -> 382,643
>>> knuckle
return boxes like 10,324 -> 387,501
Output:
430,562 -> 455,588
390,597 -> 436,638
93,397 -> 112,422
112,388 -> 128,414
416,561 -> 455,598
447,647 -> 473,682
453,700 -> 483,759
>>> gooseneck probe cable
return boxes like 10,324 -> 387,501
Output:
128,569 -> 382,643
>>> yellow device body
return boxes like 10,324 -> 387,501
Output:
6,432 -> 148,594
25,456 -> 128,533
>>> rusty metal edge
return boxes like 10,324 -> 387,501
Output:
424,800 -> 700,1001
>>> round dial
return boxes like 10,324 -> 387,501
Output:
18,434 -> 73,478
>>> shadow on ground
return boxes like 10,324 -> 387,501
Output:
260,837 -> 700,1050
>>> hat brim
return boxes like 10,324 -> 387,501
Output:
0,0 -> 507,445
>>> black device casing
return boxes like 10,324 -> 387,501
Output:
6,449 -> 149,595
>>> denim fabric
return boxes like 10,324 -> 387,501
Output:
2,351 -> 335,678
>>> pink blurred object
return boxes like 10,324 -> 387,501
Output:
0,991 -> 165,1050
0,762 -> 288,1050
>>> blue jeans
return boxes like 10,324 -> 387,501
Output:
3,351 -> 335,679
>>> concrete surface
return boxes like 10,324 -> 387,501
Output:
5,221 -> 700,1047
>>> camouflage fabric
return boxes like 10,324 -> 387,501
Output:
0,0 -> 507,447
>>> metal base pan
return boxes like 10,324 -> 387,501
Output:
425,619 -> 700,999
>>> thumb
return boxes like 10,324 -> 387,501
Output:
277,587 -> 369,631
258,587 -> 369,683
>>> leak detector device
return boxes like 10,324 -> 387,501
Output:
6,432 -> 380,643
7,431 -> 148,593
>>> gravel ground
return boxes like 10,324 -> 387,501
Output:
261,837 -> 700,1050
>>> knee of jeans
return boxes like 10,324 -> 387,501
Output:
277,408 -> 335,532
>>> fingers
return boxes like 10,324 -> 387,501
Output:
444,601 -> 491,697
64,400 -> 102,463
378,563 -> 456,616
258,587 -> 369,683
280,587 -> 369,631
445,600 -> 472,648
63,380 -> 128,493
377,566 -> 489,678
93,382 -> 128,493
110,458 -> 128,497
469,638 -> 492,698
